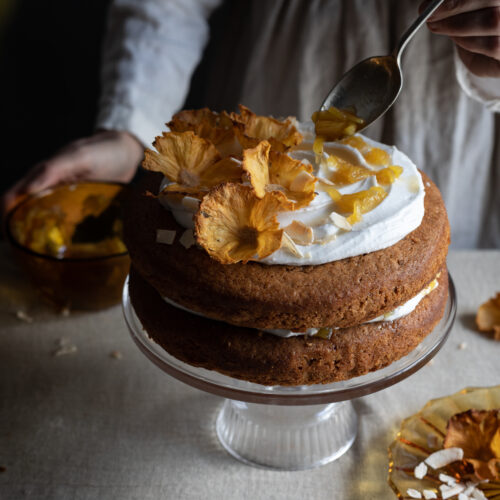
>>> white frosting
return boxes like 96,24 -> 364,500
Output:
158,122 -> 425,265
365,278 -> 439,324
161,279 -> 439,338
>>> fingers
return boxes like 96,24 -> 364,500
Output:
427,7 -> 500,36
456,44 -> 500,75
1,155 -> 87,219
451,35 -> 500,58
420,0 -> 500,21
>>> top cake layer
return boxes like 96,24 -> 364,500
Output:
126,107 -> 449,331
124,169 -> 449,331
160,122 -> 426,266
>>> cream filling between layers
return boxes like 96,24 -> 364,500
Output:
158,123 -> 425,266
161,278 -> 439,338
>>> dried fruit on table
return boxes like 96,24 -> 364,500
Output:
444,409 -> 500,481
194,183 -> 293,264
476,293 -> 500,340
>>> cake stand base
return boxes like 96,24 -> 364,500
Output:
216,399 -> 357,470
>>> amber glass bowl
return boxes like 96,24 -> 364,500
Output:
6,182 -> 130,310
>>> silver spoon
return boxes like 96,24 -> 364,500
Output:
320,0 -> 445,131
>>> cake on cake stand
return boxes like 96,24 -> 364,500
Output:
122,275 -> 456,471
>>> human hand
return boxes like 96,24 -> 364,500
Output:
420,0 -> 500,77
1,130 -> 143,219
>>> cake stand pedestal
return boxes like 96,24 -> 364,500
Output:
122,276 -> 456,470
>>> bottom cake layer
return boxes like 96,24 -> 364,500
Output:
129,266 -> 449,386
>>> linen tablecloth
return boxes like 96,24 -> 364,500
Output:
1,247 -> 499,500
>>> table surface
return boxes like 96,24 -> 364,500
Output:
1,247 -> 499,500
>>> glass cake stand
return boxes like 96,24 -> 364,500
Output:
122,275 -> 456,470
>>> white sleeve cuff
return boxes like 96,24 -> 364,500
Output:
454,49 -> 500,112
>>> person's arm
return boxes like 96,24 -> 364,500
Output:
1,0 -> 222,217
420,0 -> 500,109
97,0 -> 223,147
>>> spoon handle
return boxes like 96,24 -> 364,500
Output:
392,0 -> 445,63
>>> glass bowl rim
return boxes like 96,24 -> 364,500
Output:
5,181 -> 129,263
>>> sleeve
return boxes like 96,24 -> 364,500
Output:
454,49 -> 500,113
96,0 -> 223,146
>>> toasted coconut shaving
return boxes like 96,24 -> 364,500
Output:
156,229 -> 176,245
234,105 -> 303,151
281,232 -> 304,258
476,293 -> 500,340
194,183 -> 292,264
330,212 -> 352,231
242,141 -> 270,198
284,220 -> 314,245
444,409 -> 500,481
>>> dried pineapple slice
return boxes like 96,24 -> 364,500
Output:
234,105 -> 303,151
168,108 -> 240,157
334,186 -> 388,225
143,132 -> 242,195
194,183 -> 292,264
269,151 -> 316,208
241,141 -> 270,198
312,106 -> 365,142
444,409 -> 500,481
242,141 -> 316,208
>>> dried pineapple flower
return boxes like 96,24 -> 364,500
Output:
143,132 -> 242,196
444,409 -> 500,481
195,183 -> 293,264
241,141 -> 316,208
476,293 -> 500,340
269,151 -> 316,208
168,108 -> 240,157
233,104 -> 303,152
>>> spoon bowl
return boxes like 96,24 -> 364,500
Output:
321,55 -> 402,129
320,0 -> 444,133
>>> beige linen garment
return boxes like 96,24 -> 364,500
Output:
98,0 -> 500,248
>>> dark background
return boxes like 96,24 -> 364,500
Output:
0,0 -> 111,194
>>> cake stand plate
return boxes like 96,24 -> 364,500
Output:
122,275 -> 456,470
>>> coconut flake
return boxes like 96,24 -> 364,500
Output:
329,212 -> 352,231
156,229 -> 176,245
281,232 -> 304,258
284,220 -> 314,245
179,229 -> 195,249
414,462 -> 428,479
440,484 -> 466,499
471,488 -> 487,500
439,473 -> 458,485
289,170 -> 315,192
181,196 -> 200,212
425,447 -> 464,469
423,491 -> 437,499
407,488 -> 422,499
